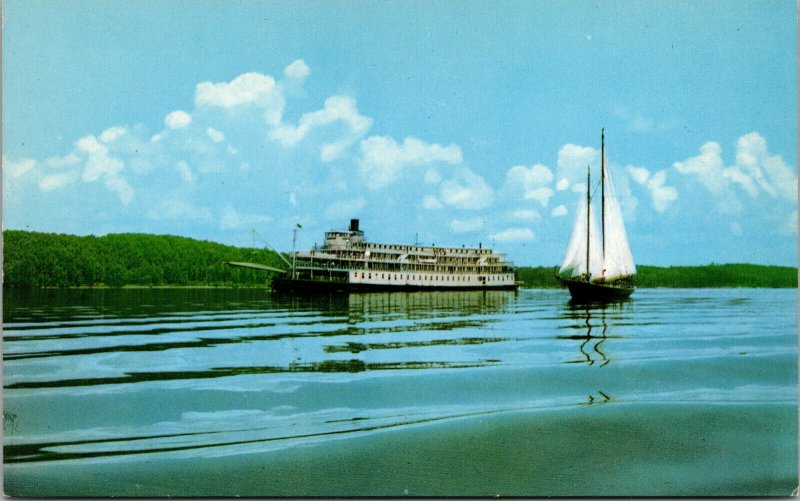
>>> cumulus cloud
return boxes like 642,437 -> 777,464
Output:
503,163 -> 555,206
272,95 -> 373,161
206,128 -> 225,143
196,72 -> 285,125
284,59 -> 310,80
673,132 -> 797,214
557,144 -> 597,188
493,227 -> 535,242
39,171 -> 78,191
423,195 -> 444,210
627,166 -> 677,213
357,135 -> 462,189
556,178 -> 569,191
100,126 -> 127,143
165,110 -> 192,130
450,217 -> 484,233
551,204 -> 568,217
736,132 -> 796,200
75,134 -> 134,204
440,169 -> 494,209
5,157 -> 36,178
424,169 -> 442,184
627,166 -> 650,185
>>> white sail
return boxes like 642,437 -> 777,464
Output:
601,168 -> 636,281
559,197 -> 603,279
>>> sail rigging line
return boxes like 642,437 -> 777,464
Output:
585,163 -> 591,278
601,128 -> 606,269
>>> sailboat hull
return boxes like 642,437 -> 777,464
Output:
559,277 -> 634,302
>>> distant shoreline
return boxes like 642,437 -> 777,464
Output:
3,230 -> 797,289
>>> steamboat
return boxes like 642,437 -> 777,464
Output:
266,219 -> 518,292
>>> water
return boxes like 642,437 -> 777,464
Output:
3,288 -> 797,496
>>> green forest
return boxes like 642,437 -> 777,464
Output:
3,230 -> 288,288
2,230 -> 797,288
518,264 -> 797,288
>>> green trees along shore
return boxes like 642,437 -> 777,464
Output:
2,230 -> 797,288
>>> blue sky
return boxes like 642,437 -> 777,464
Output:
3,0 -> 797,266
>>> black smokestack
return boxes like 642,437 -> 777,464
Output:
349,219 -> 360,232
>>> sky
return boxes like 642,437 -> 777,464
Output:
3,0 -> 797,266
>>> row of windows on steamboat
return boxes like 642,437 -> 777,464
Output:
354,272 -> 514,281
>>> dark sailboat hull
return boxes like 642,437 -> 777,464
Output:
559,277 -> 634,302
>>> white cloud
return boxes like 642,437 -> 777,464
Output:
357,135 -> 462,189
284,59 -> 310,80
503,163 -> 555,205
45,154 -> 81,169
196,72 -> 284,125
323,197 -> 365,220
104,175 -> 135,205
556,178 -> 569,191
5,157 -> 36,178
450,217 -> 484,233
509,209 -> 540,221
39,171 -> 78,191
493,227 -> 535,242
165,110 -> 192,130
628,166 -> 677,213
423,195 -> 444,210
627,166 -> 650,185
440,169 -> 494,209
736,132 -> 796,201
557,143 -> 597,187
551,204 -> 568,217
272,95 -> 373,161
424,169 -> 442,184
673,132 -> 797,214
76,134 -> 106,156
100,126 -> 127,143
524,187 -> 554,207
75,134 -> 134,204
206,128 -> 225,143
196,72 -> 277,108
77,135 -> 122,182
648,170 -> 678,213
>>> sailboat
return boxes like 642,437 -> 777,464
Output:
558,129 -> 636,301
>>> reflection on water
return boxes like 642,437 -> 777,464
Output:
3,288 -> 797,496
559,300 -> 629,367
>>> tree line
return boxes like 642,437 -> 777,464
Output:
3,230 -> 796,288
516,264 -> 797,288
3,230 -> 287,288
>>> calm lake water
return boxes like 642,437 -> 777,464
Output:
3,287 -> 797,496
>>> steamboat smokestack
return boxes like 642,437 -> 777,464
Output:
349,219 -> 360,232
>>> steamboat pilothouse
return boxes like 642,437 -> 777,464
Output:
269,219 -> 518,292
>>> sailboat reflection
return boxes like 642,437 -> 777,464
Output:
560,299 -> 628,367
